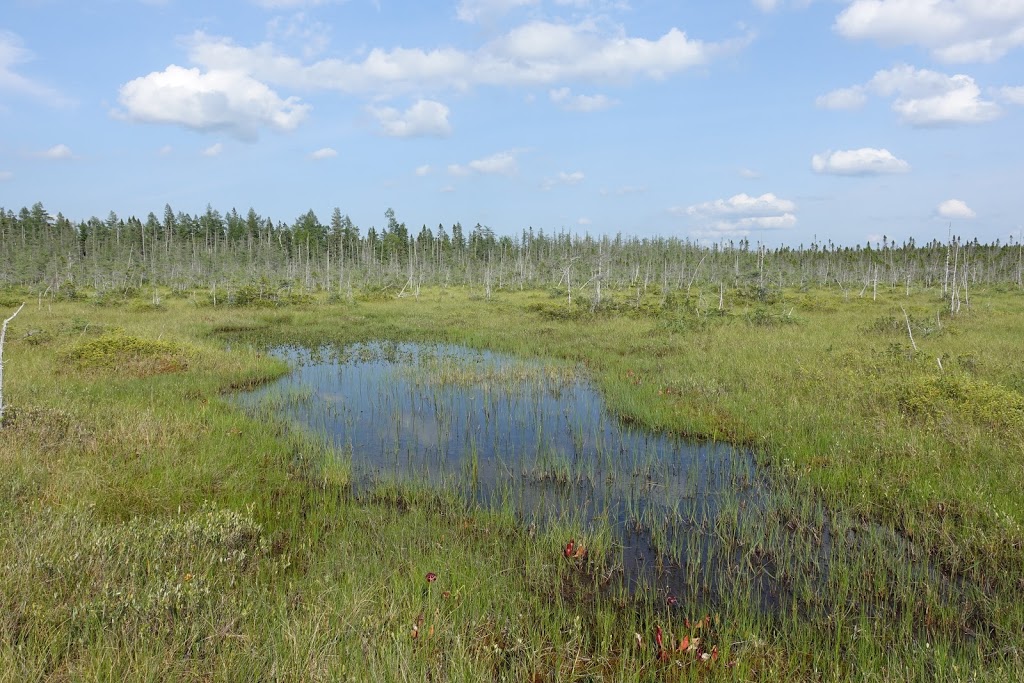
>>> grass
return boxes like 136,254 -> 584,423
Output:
0,283 -> 1022,681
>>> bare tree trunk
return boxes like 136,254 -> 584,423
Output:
0,302 -> 26,427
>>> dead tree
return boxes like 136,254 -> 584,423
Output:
0,303 -> 26,427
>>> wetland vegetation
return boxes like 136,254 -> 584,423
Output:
1,203 -> 1023,681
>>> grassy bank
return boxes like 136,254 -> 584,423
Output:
0,284 -> 1022,681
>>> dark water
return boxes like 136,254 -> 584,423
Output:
239,341 -> 772,600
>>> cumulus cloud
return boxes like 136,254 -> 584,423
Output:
815,85 -> 867,109
0,31 -> 73,106
811,147 -> 911,175
202,142 -> 224,157
675,192 -> 797,237
39,144 -> 74,160
457,0 -> 630,23
739,167 -> 761,179
549,87 -> 617,111
937,198 -> 975,219
448,150 -> 521,176
457,0 -> 538,23
253,0 -> 340,8
542,170 -> 585,190
999,85 -> 1024,104
116,65 -> 310,140
415,164 -> 432,176
266,12 -> 332,59
368,99 -> 452,137
754,0 -> 817,10
817,64 -> 1001,125
309,147 -> 337,159
578,217 -> 592,225
835,0 -> 1024,63
158,144 -> 173,155
181,22 -> 746,98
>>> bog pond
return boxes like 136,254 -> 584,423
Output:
236,341 -> 811,609
238,339 -> 975,631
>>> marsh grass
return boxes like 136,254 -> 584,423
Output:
0,285 -> 1021,680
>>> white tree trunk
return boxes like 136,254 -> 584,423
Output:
0,303 -> 26,427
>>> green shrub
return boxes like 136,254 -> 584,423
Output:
61,331 -> 192,377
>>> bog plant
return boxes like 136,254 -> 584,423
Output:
60,330 -> 192,376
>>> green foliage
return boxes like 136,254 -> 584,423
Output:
56,281 -> 82,301
61,331 -> 191,376
898,372 -> 1024,431
1,291 -> 1024,680
0,503 -> 270,648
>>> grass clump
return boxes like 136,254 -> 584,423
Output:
897,372 -> 1024,432
60,331 -> 192,377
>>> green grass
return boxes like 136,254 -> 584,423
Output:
0,284 -> 1022,681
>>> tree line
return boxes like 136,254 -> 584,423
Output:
2,202 -> 1022,302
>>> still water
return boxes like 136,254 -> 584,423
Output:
239,341 -> 769,598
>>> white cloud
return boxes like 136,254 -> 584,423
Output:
449,150 -> 521,176
440,185 -> 456,193
266,12 -> 332,59
253,0 -> 339,7
202,142 -> 224,157
819,64 -> 1001,125
542,170 -> 585,190
676,192 -> 797,237
815,85 -> 867,109
578,217 -> 592,225
739,167 -> 761,179
0,170 -> 12,181
158,144 -> 173,155
937,198 -> 975,219
182,22 -> 746,97
549,86 -> 617,111
368,99 -> 452,137
116,65 -> 310,140
39,144 -> 74,160
682,192 -> 796,218
835,0 -> 1024,63
753,0 -> 817,11
811,147 -> 911,175
999,85 -> 1024,104
309,147 -> 337,159
456,0 -> 625,23
457,0 -> 538,23
415,164 -> 432,176
0,31 -> 73,106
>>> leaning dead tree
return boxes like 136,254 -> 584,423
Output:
0,302 -> 25,427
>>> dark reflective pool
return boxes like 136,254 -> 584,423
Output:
239,341 -> 775,601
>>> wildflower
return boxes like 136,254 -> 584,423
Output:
426,572 -> 437,583
564,539 -> 575,558
666,594 -> 677,607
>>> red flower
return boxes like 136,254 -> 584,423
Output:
666,594 -> 678,607
425,572 -> 437,583
564,539 -> 575,558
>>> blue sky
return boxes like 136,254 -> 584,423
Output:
1,0 -> 1023,246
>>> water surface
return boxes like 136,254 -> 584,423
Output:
240,341 -> 769,599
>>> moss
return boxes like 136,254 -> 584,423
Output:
61,331 -> 193,377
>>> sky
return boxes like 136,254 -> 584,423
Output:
1,0 -> 1023,247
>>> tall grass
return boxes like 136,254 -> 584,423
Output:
0,284 -> 1021,681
